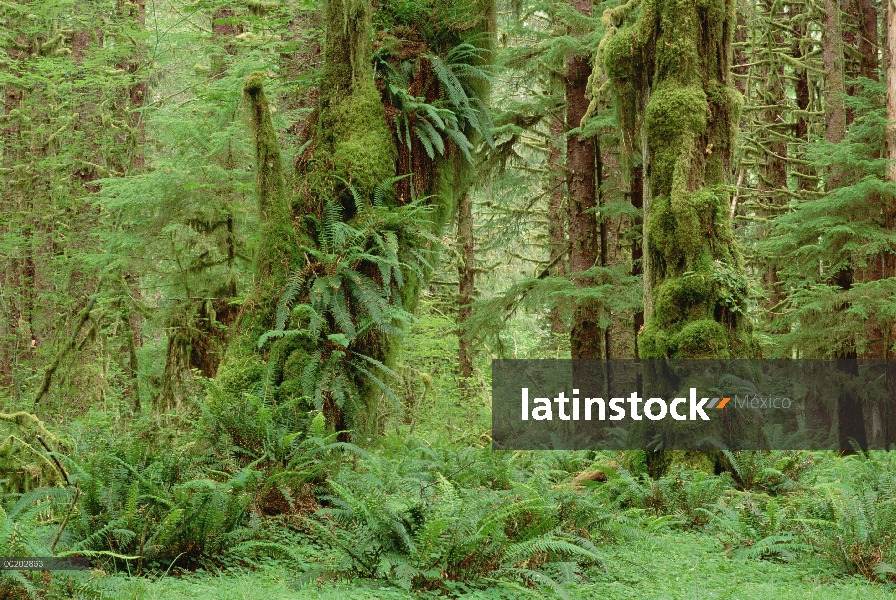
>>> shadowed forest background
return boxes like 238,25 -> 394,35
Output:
2,0 -> 896,597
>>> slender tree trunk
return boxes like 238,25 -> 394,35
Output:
457,192 -> 474,395
597,141 -> 610,358
211,6 -> 243,77
547,115 -> 567,340
630,163 -> 644,358
792,6 -> 815,194
566,0 -> 601,360
889,0 -> 896,184
758,0 -> 789,314
117,0 -> 146,171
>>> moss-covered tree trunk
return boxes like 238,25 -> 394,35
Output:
213,0 -> 494,440
606,0 -> 753,360
317,0 -> 395,204
604,0 -> 754,475
314,0 -> 397,433
791,4 -> 814,195
214,73 -> 298,401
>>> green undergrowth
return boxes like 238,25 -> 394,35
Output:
18,530 -> 894,599
3,323 -> 896,598
3,396 -> 896,599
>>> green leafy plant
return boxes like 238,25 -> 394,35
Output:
305,449 -> 604,596
260,179 -> 439,422
377,42 -> 494,163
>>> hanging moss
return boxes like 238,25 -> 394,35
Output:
210,73 -> 308,409
0,412 -> 66,492
604,0 -> 755,360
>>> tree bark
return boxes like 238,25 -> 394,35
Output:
566,0 -> 601,360
889,0 -> 896,184
630,163 -> 644,358
824,0 -> 847,154
457,192 -> 474,395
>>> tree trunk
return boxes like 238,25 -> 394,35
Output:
791,5 -> 815,194
889,0 -> 896,184
630,163 -> 644,358
457,192 -> 474,396
547,115 -> 568,340
757,0 -> 789,314
566,0 -> 601,360
824,0 -> 847,153
605,0 -> 753,360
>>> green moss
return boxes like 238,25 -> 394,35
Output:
283,347 -> 310,382
604,28 -> 648,84
652,276 -> 713,326
672,319 -> 730,358
214,351 -> 265,399
645,84 -> 707,145
638,321 -> 668,358
329,80 -> 396,198
669,450 -> 716,474
605,0 -> 754,363
0,436 -> 64,492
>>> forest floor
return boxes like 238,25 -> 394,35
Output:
87,529 -> 890,599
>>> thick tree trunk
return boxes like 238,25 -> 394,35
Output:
605,0 -> 752,360
824,0 -> 847,153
